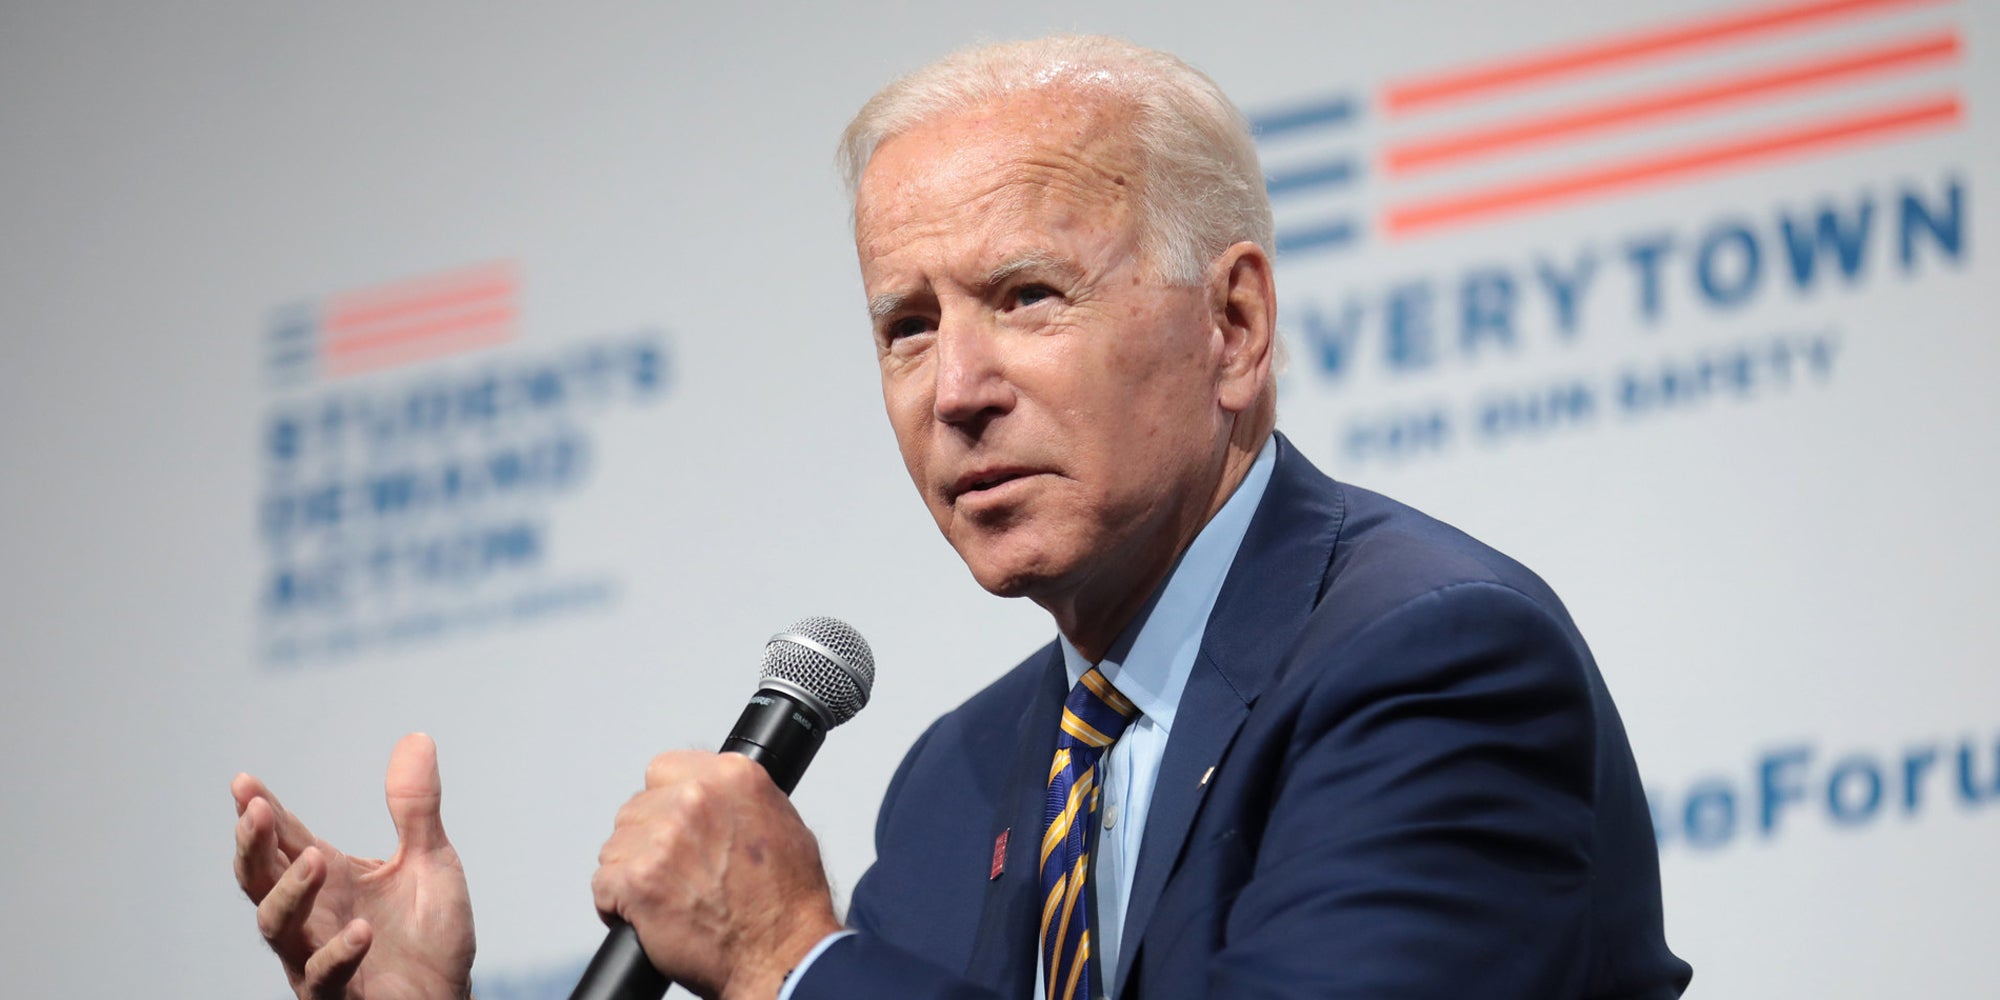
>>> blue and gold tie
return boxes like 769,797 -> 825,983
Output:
1040,667 -> 1139,1000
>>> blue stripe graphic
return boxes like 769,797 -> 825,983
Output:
1275,219 -> 1361,257
1251,94 -> 1358,138
264,302 -> 318,386
1252,91 -> 1365,260
265,346 -> 315,368
1265,158 -> 1360,197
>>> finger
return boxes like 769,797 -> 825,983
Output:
611,787 -> 661,832
232,772 -> 316,856
235,797 -> 293,902
591,863 -> 619,921
643,749 -> 711,789
231,772 -> 264,815
385,732 -> 450,856
711,750 -> 774,794
255,847 -> 325,960
301,919 -> 371,1000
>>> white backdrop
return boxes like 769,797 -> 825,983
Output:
2,2 -> 1994,997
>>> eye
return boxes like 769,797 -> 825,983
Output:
1009,283 -> 1060,309
883,315 -> 935,342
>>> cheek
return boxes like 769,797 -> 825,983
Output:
881,372 -> 931,438
882,379 -> 944,498
1084,343 -> 1198,429
1079,322 -> 1218,469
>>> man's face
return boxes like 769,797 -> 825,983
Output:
853,90 -> 1232,610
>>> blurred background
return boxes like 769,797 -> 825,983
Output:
2,1 -> 1994,996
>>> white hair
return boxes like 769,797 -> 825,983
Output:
837,35 -> 1274,286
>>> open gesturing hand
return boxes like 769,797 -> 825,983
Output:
233,733 -> 476,1000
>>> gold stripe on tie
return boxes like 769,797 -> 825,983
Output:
1051,851 -> 1089,984
1061,932 -> 1092,1000
1041,668 -> 1139,1000
1060,708 -> 1115,748
1040,767 -> 1096,868
1039,869 -> 1068,949
1078,669 -> 1137,717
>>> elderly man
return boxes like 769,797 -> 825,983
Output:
232,35 -> 1691,1000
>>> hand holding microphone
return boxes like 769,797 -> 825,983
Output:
230,617 -> 873,1000
574,617 -> 876,1000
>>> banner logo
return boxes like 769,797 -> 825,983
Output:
265,261 -> 521,386
256,260 -> 671,668
1651,728 -> 2000,853
1254,0 -> 1970,468
1259,0 -> 1963,257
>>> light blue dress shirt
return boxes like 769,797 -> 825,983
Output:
783,437 -> 1278,1000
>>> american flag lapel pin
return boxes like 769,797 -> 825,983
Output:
991,828 -> 1010,880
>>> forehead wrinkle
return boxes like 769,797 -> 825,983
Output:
856,95 -> 1148,310
860,127 -> 1136,243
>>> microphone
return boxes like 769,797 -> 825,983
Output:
568,616 -> 876,1000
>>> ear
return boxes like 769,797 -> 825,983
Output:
1209,241 -> 1277,415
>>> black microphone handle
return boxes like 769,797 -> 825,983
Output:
568,926 -> 666,1000
567,689 -> 830,1000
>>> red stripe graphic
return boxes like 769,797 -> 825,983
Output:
323,304 -> 517,357
1387,31 -> 1959,174
324,325 -> 514,378
1386,95 -> 1960,234
1384,0 -> 1949,113
321,260 -> 517,375
326,277 -> 516,330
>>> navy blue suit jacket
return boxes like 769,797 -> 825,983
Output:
797,436 -> 1691,999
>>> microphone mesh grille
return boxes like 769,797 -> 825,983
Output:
761,616 -> 875,727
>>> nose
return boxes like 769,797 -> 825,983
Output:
932,317 -> 1014,427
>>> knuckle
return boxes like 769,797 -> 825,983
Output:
714,754 -> 758,790
627,852 -> 665,894
234,862 -> 261,900
651,814 -> 682,846
644,752 -> 677,787
303,932 -> 359,994
613,795 -> 645,829
254,886 -> 297,941
256,905 -> 283,941
717,752 -> 759,779
302,956 -> 334,993
677,779 -> 709,811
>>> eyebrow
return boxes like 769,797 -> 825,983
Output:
869,291 -> 913,322
983,249 -> 1079,288
868,250 -> 1082,323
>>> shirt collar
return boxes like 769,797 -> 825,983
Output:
1058,435 -> 1279,734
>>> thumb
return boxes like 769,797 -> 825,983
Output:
384,732 -> 450,856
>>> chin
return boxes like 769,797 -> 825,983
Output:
955,538 -> 1073,600
963,558 -> 1045,599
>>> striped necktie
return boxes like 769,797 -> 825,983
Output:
1040,666 -> 1139,1000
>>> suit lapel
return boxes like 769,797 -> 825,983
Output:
964,645 -> 1068,996
1110,650 -> 1249,995
1111,434 -> 1348,996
